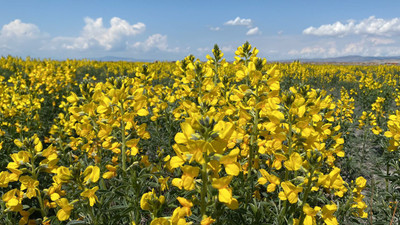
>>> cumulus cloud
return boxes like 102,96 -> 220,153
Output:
54,17 -> 145,50
303,16 -> 400,37
224,17 -> 262,35
132,34 -> 178,52
286,37 -> 400,58
224,17 -> 252,27
1,19 -> 41,38
246,27 -> 261,36
0,19 -> 49,56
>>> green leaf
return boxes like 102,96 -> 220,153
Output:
67,221 -> 87,225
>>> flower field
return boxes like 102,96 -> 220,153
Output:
1,42 -> 400,224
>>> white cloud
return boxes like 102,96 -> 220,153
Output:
1,19 -> 42,39
288,46 -> 327,56
210,26 -> 220,31
286,37 -> 400,58
300,46 -> 326,54
56,17 -> 145,50
303,21 -> 353,37
197,47 -> 210,53
288,49 -> 299,55
132,34 -> 178,52
221,45 -> 234,53
224,17 -> 261,35
197,45 -> 233,54
224,17 -> 252,27
367,37 -> 395,45
0,19 -> 48,56
246,27 -> 261,36
303,16 -> 400,37
343,42 -> 364,55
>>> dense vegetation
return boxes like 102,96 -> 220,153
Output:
1,43 -> 400,224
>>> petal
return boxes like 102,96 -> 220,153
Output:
218,188 -> 232,204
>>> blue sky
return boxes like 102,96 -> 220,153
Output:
1,0 -> 400,61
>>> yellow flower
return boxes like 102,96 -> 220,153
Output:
81,186 -> 99,206
54,166 -> 72,183
140,189 -> 165,212
19,176 -> 39,199
150,217 -> 170,225
283,152 -> 303,171
278,181 -> 303,204
303,203 -> 321,225
10,151 -> 30,166
258,169 -> 280,192
33,135 -> 43,152
140,191 -> 153,211
174,122 -> 195,145
98,124 -> 113,140
211,175 -> 238,209
172,165 -> 199,190
0,171 -> 18,188
126,138 -> 140,156
3,189 -> 24,212
18,210 -> 30,225
220,148 -> 241,176
201,216 -> 216,225
355,176 -> 366,190
321,204 -> 338,225
56,198 -> 74,221
170,154 -> 186,169
177,197 -> 193,217
103,165 -> 118,179
14,139 -> 24,148
158,176 -> 170,191
137,108 -> 149,116
66,92 -> 79,104
318,167 -> 346,196
83,165 -> 100,184
47,183 -> 65,201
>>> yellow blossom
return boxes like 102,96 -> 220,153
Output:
80,186 -> 99,206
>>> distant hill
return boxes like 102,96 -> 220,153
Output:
92,55 -> 400,64
285,55 -> 400,64
92,56 -> 154,62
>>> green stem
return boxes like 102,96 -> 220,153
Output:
361,125 -> 367,171
30,149 -> 46,218
120,102 -> 127,172
200,151 -> 209,218
277,201 -> 288,225
213,61 -> 219,85
298,168 -> 315,225
287,114 -> 294,155
36,190 -> 46,218
246,108 -> 259,203
88,205 -> 98,225
246,79 -> 260,202
278,110 -> 294,224
386,163 -> 390,192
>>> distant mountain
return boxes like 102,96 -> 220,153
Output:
92,56 -> 154,62
286,55 -> 400,63
88,55 -> 400,64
